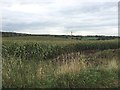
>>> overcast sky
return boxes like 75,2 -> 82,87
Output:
1,0 -> 119,36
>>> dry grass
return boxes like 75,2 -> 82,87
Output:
36,66 -> 44,79
55,59 -> 87,75
107,59 -> 118,70
101,58 -> 118,70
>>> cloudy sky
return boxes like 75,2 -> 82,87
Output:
1,0 -> 119,36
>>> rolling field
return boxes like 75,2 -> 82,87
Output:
2,36 -> 120,88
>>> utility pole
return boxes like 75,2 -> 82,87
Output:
71,31 -> 73,39
71,31 -> 73,36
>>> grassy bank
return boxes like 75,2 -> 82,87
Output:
2,49 -> 119,88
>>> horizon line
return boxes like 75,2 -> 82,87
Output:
1,31 -> 119,37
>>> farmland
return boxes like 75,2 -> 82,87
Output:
2,34 -> 120,88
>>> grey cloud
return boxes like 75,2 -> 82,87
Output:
2,20 -> 61,31
66,22 -> 117,29
2,0 -> 118,35
59,2 -> 117,16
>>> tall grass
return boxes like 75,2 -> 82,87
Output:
2,49 -> 119,88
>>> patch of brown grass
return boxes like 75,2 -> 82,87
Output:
98,58 -> 118,70
55,59 -> 87,75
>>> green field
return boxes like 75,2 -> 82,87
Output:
2,36 -> 119,88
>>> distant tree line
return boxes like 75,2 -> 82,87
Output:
1,31 -> 119,40
1,32 -> 30,37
